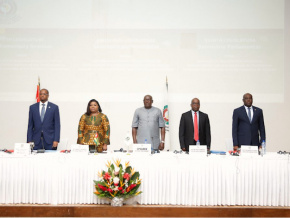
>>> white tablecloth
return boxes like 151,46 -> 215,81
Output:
0,152 -> 289,206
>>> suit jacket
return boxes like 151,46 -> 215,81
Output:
232,106 -> 265,147
179,110 -> 211,151
27,102 -> 60,149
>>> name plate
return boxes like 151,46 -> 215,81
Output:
133,144 -> 151,155
70,144 -> 89,154
241,145 -> 259,157
14,143 -> 31,156
189,145 -> 207,156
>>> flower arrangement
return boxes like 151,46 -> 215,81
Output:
94,159 -> 142,200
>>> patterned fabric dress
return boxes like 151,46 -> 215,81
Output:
77,113 -> 110,148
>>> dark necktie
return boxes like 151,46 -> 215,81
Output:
248,107 -> 252,123
41,104 -> 45,122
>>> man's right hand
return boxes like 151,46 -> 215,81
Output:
181,148 -> 186,151
233,145 -> 239,151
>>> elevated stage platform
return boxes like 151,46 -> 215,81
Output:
0,204 -> 290,217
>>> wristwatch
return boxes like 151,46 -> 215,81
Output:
161,141 -> 165,143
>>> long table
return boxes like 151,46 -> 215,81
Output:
0,152 -> 289,206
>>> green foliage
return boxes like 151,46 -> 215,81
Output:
108,164 -> 114,175
98,193 -> 107,198
129,172 -> 139,185
125,166 -> 132,173
119,167 -> 123,184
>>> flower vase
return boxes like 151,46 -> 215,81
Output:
111,197 -> 124,207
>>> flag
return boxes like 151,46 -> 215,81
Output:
36,77 -> 40,103
94,132 -> 100,146
163,76 -> 171,151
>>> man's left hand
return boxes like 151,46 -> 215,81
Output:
158,142 -> 164,150
103,144 -> 107,151
53,141 -> 58,148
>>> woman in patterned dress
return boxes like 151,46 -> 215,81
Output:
77,99 -> 110,151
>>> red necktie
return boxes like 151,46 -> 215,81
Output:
194,112 -> 199,141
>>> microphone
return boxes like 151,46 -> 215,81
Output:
38,133 -> 45,153
229,150 -> 239,156
151,149 -> 160,154
114,148 -> 123,152
29,142 -> 35,152
1,149 -> 12,154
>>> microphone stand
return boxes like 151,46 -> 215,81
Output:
37,134 -> 45,153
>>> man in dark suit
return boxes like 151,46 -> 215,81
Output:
179,98 -> 211,151
232,93 -> 266,151
27,89 -> 60,150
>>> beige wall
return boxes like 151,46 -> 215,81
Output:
0,0 -> 289,151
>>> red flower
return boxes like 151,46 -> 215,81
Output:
126,184 -> 137,192
98,184 -> 107,192
122,190 -> 125,194
123,173 -> 130,181
107,188 -> 113,193
118,187 -> 123,191
103,172 -> 111,180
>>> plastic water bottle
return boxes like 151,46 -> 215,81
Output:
124,131 -> 131,153
145,139 -> 153,152
196,140 -> 200,146
262,140 -> 266,155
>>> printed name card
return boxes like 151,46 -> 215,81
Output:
70,144 -> 89,154
189,145 -> 207,156
133,144 -> 151,155
14,143 -> 31,156
241,145 -> 259,157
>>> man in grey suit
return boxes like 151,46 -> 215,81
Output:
179,98 -> 211,151
132,95 -> 165,150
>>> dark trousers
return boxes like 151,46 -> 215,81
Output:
34,133 -> 56,150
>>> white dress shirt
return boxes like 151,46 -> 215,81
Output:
39,101 -> 48,116
244,105 -> 253,121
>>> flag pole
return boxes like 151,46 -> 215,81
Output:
163,76 -> 170,151
36,76 -> 40,103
